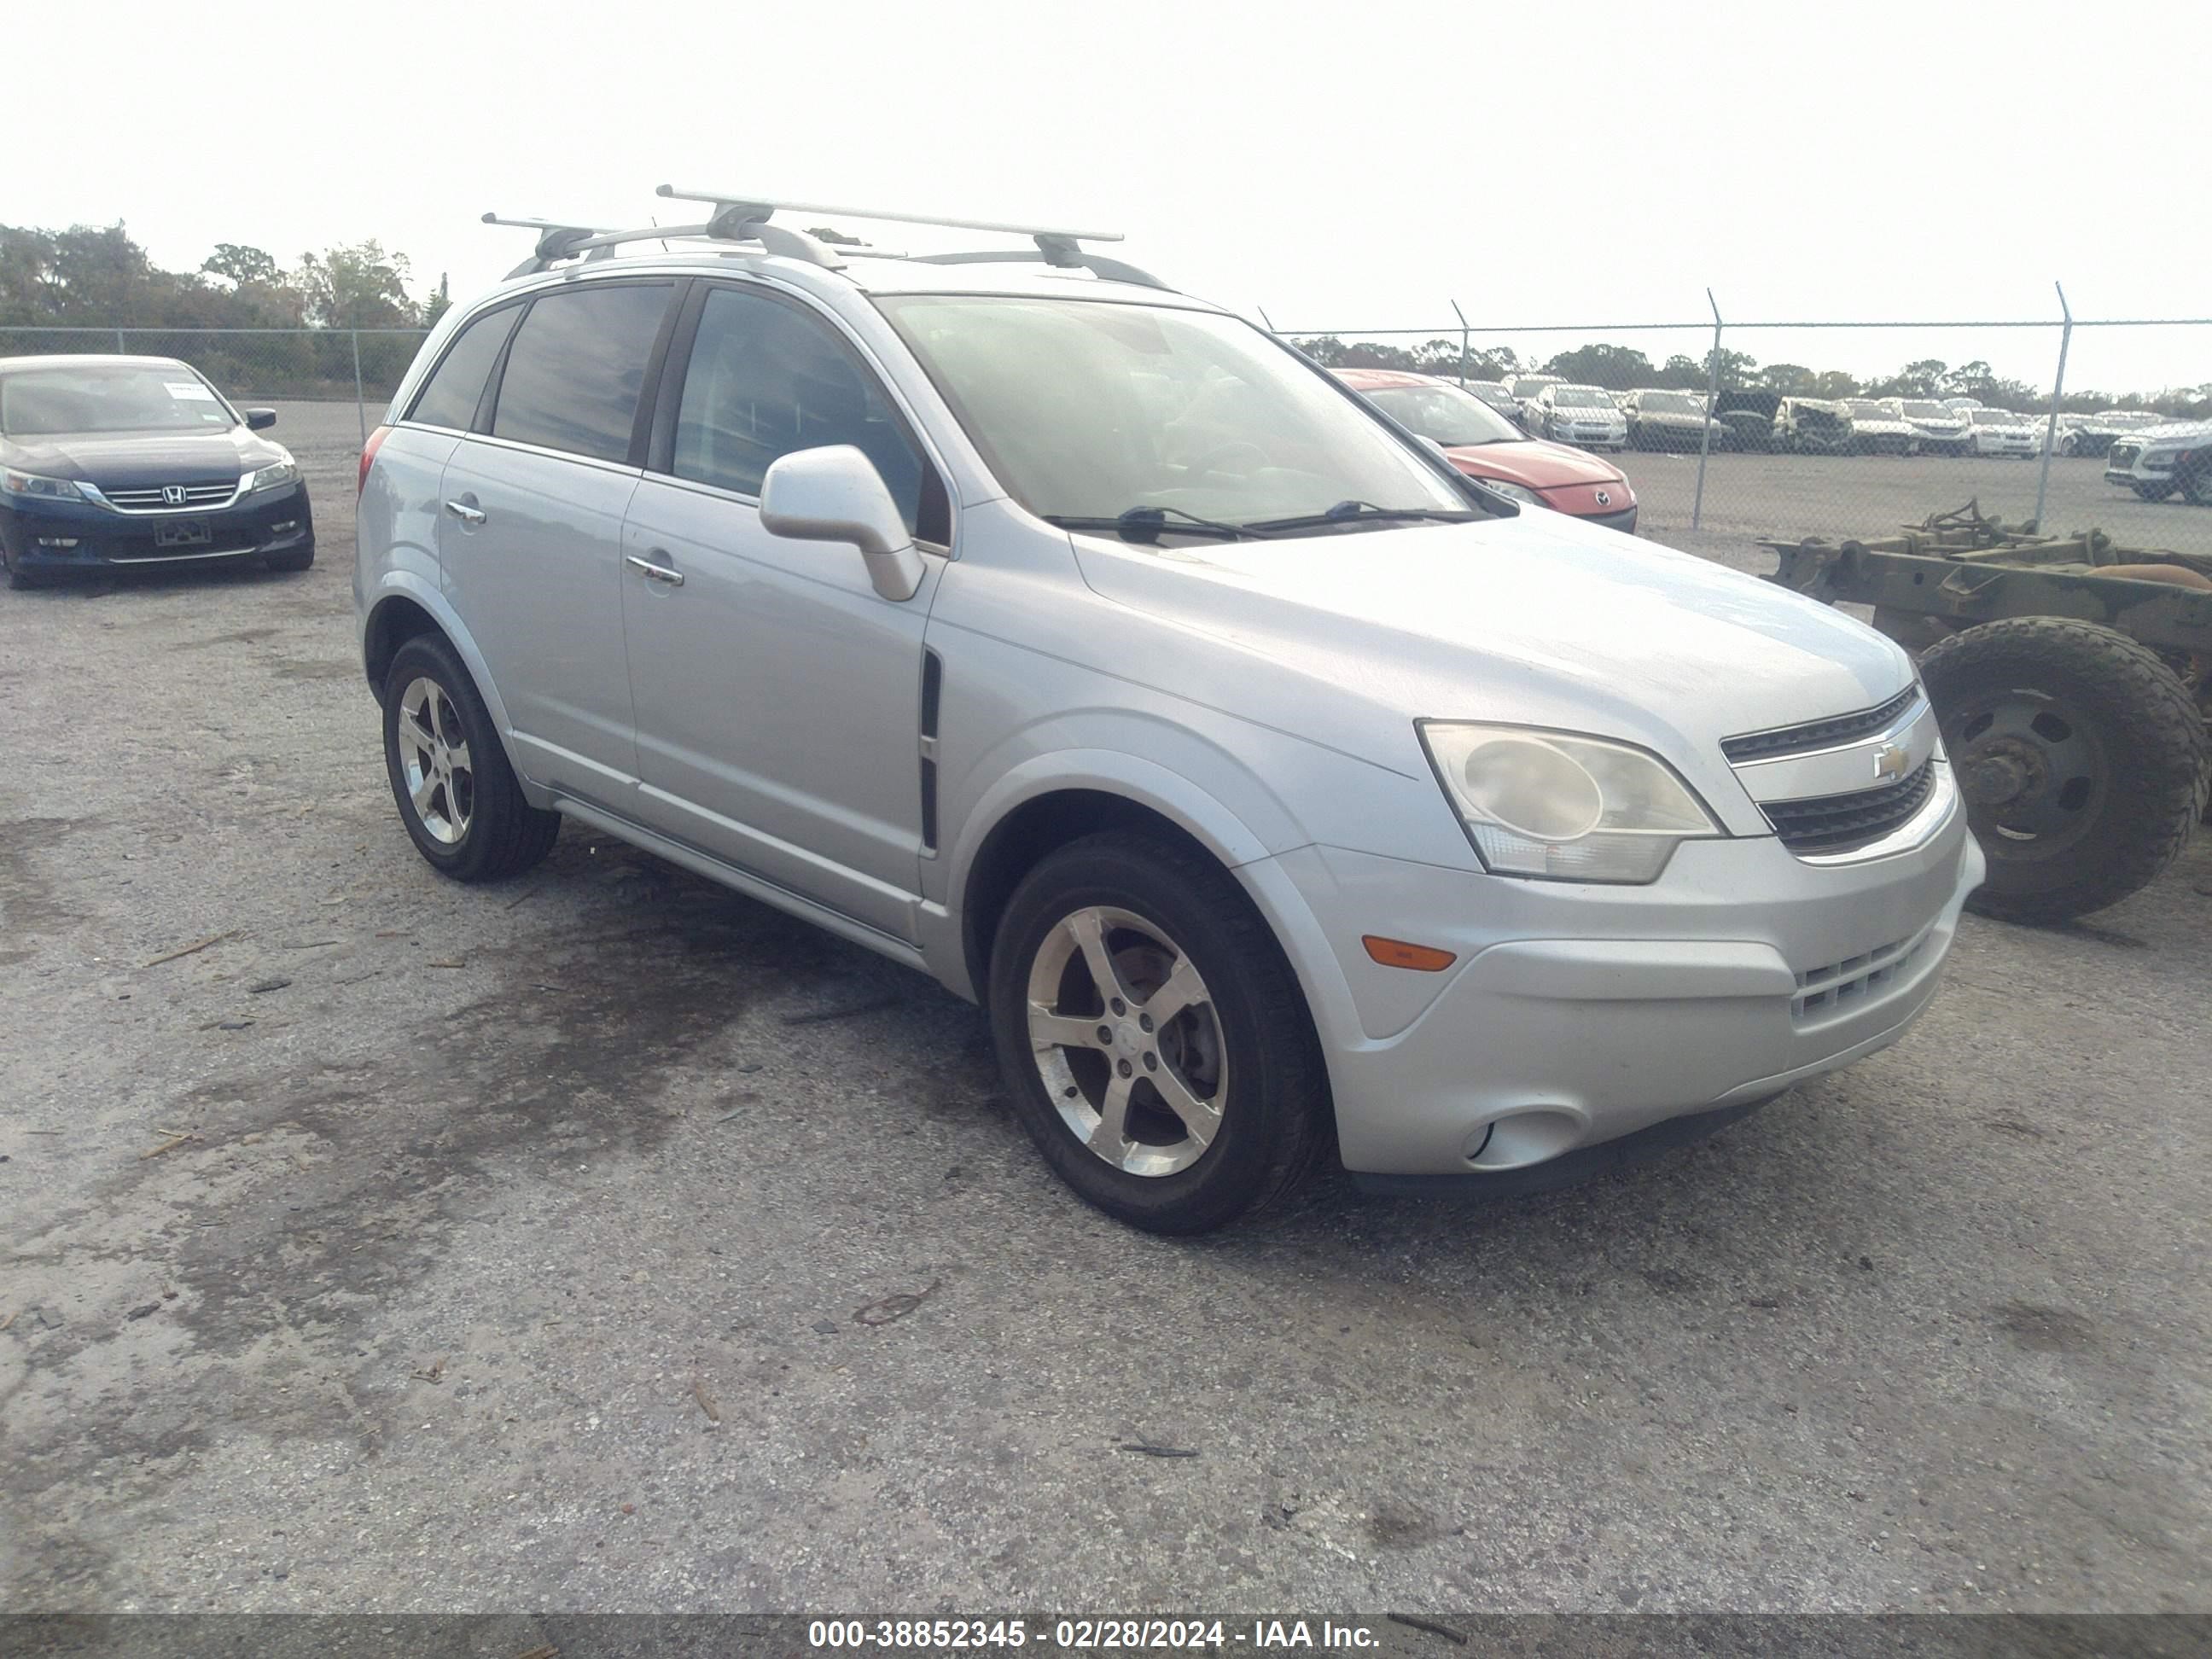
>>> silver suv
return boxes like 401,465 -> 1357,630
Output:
354,191 -> 1982,1233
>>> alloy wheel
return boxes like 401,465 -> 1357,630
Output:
1024,905 -> 1226,1177
394,676 -> 475,845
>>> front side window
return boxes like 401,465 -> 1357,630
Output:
1364,383 -> 1522,447
0,364 -> 234,436
490,282 -> 672,463
409,305 -> 521,431
878,295 -> 1464,527
671,285 -> 930,534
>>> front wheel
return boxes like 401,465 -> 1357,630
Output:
987,831 -> 1332,1234
381,634 -> 561,882
2183,462 -> 2212,507
2134,482 -> 2176,501
1922,618 -> 2204,923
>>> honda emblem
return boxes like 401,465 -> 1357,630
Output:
1872,742 -> 1911,781
161,485 -> 187,506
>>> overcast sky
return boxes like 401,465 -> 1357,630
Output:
22,0 -> 2206,394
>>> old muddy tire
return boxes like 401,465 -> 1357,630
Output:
1921,618 -> 2205,924
987,831 -> 1333,1235
381,634 -> 561,882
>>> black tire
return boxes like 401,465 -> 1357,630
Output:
380,633 -> 560,882
2134,482 -> 2176,502
987,830 -> 1333,1235
4,544 -> 49,589
2183,460 -> 2212,507
263,544 -> 315,573
1921,618 -> 2205,924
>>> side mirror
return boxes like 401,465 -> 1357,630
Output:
758,445 -> 924,602
244,408 -> 277,431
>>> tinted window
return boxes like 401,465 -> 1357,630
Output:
408,306 -> 520,430
672,286 -> 929,533
491,283 -> 672,463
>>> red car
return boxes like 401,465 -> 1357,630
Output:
1332,368 -> 1637,533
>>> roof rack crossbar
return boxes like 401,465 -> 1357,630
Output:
482,211 -> 847,276
656,184 -> 1123,244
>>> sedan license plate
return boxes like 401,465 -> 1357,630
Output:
154,519 -> 212,549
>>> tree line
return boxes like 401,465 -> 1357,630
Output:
1293,335 -> 2211,419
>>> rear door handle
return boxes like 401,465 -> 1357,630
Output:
444,498 -> 486,526
626,553 -> 684,587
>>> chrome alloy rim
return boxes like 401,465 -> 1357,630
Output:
1024,905 -> 1226,1177
394,676 -> 474,845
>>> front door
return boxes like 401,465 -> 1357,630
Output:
619,282 -> 948,944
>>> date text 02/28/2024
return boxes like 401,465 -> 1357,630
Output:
806,1619 -> 1382,1650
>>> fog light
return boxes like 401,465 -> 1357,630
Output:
36,537 -> 79,548
271,520 -> 299,533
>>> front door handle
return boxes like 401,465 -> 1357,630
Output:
444,498 -> 486,526
626,553 -> 684,587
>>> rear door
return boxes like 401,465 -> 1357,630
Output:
617,280 -> 952,943
436,280 -> 678,806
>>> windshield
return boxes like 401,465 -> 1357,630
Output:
1551,387 -> 1611,408
1845,401 -> 1889,418
1969,409 -> 2017,425
1364,382 -> 1523,447
1901,401 -> 1948,419
1640,393 -> 1698,414
877,296 -> 1466,527
1510,378 -> 1557,398
0,364 -> 236,437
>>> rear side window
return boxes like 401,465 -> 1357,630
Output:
671,285 -> 938,538
407,306 -> 521,431
490,283 -> 672,463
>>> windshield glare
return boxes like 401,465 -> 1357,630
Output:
1901,401 -> 1947,418
1364,382 -> 1523,448
877,296 -> 1466,527
1969,409 -> 2017,425
1641,393 -> 1697,414
1552,387 -> 1611,408
0,364 -> 236,437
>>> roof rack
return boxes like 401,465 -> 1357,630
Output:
482,190 -> 1170,291
655,185 -> 1170,290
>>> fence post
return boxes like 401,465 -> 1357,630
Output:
1691,288 -> 1723,533
2032,282 -> 2072,533
115,329 -> 126,354
351,329 -> 368,449
1450,298 -> 1470,386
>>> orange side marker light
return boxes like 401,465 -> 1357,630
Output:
1361,935 -> 1457,972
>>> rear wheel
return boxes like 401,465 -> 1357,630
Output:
381,634 -> 561,882
1921,618 -> 2204,923
987,831 -> 1332,1234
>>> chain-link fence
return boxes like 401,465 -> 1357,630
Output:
1266,300 -> 2212,560
0,325 -> 432,448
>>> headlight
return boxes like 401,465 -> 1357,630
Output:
1,468 -> 88,501
244,458 -> 300,492
1469,476 -> 1545,508
1419,722 -> 1721,883
2141,450 -> 2180,469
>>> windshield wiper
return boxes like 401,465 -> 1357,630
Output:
1241,499 -> 1481,533
1043,505 -> 1272,545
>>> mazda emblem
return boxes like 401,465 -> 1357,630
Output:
1594,490 -> 1611,507
1872,742 -> 1911,781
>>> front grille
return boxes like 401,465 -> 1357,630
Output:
1792,920 -> 1937,1023
102,481 -> 238,512
1763,761 -> 1936,854
2109,443 -> 2141,469
1721,685 -> 1920,763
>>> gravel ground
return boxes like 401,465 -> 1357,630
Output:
2,404 -> 2207,1619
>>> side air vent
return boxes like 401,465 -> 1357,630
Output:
918,649 -> 943,854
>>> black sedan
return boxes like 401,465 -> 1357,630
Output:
0,355 -> 315,588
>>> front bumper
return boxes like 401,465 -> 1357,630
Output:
1268,795 -> 1982,1182
0,483 -> 314,573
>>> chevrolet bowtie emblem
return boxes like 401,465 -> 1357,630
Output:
1872,742 -> 1912,781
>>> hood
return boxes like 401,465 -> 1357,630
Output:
1848,414 -> 1913,431
1068,511 -> 1912,830
1443,438 -> 1621,490
1903,411 -> 1966,431
2134,418 -> 2212,445
0,425 -> 274,488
